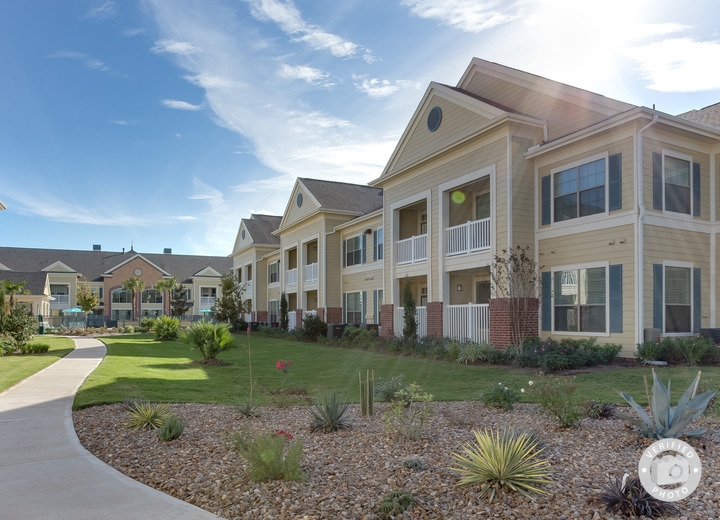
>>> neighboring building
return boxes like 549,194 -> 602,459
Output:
233,58 -> 720,357
0,246 -> 232,323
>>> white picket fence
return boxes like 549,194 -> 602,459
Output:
444,303 -> 489,344
394,306 -> 427,337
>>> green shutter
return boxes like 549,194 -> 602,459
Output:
541,176 -> 551,225
362,234 -> 367,264
653,152 -> 663,210
342,240 -> 347,268
541,271 -> 551,331
653,264 -> 663,330
693,162 -> 701,216
609,264 -> 622,333
609,153 -> 622,211
372,231 -> 378,261
362,291 -> 367,325
342,292 -> 347,323
693,268 -> 701,332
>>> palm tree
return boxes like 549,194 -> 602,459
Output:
2,280 -> 26,309
122,277 -> 144,320
155,277 -> 177,316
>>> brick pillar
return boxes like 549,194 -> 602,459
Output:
489,297 -> 539,349
380,304 -> 395,338
426,301 -> 444,338
317,308 -> 325,322
256,310 -> 268,322
295,309 -> 303,329
326,307 -> 342,324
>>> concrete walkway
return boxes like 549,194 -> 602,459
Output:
0,337 -> 221,519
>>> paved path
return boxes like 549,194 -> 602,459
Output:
0,337 -> 221,519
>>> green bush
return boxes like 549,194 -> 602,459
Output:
0,304 -> 35,349
230,429 -> 305,482
0,333 -> 17,355
158,415 -> 185,441
123,325 -> 135,334
450,428 -> 553,502
374,374 -> 408,403
457,342 -> 493,364
153,315 -> 180,340
528,377 -> 583,428
383,383 -> 434,440
22,342 -> 50,354
182,320 -> 234,361
139,316 -> 156,333
636,337 -> 719,365
481,382 -> 520,411
516,338 -> 621,372
297,314 -> 327,342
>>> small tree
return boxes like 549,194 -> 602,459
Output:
0,282 -> 35,350
280,292 -> 289,331
402,278 -> 417,341
76,278 -> 100,314
155,277 -> 177,316
171,283 -> 192,317
122,276 -> 145,320
212,273 -> 246,331
490,245 -> 541,348
183,320 -> 234,362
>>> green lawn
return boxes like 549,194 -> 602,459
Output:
0,336 -> 76,392
73,334 -> 720,409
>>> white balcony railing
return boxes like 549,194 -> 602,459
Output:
51,295 -> 70,304
304,262 -> 319,282
444,303 -> 489,344
286,268 -> 298,285
242,280 -> 253,295
397,234 -> 427,265
200,296 -> 216,307
394,306 -> 427,337
446,218 -> 490,256
304,309 -> 317,318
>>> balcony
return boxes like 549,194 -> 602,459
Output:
286,268 -> 298,285
304,262 -> 319,283
397,234 -> 427,265
200,296 -> 216,307
446,218 -> 490,256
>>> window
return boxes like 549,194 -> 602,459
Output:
475,193 -> 490,220
345,292 -> 362,324
420,287 -> 428,306
172,288 -> 190,300
420,213 -> 427,234
111,289 -> 131,303
269,300 -> 279,323
553,267 -> 606,332
269,261 -> 279,283
91,287 -> 103,301
111,309 -> 132,321
345,236 -> 362,267
665,156 -> 691,214
553,158 -> 605,222
373,229 -> 384,261
665,266 -> 691,333
142,289 -> 162,304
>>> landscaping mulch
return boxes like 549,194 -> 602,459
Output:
74,402 -> 720,519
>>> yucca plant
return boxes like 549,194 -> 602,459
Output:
123,400 -> 169,430
158,415 -> 185,441
617,369 -> 716,438
309,393 -> 350,432
598,473 -> 679,518
450,428 -> 553,502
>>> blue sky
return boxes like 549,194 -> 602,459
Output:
2,0 -> 720,256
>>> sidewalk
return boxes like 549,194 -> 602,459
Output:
0,337 -> 221,520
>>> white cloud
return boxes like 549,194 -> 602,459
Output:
626,38 -> 720,92
83,0 -> 117,21
151,39 -> 201,55
278,64 -> 334,87
247,0 -> 374,61
48,51 -> 109,72
402,0 -> 520,32
109,120 -> 130,125
184,73 -> 242,89
161,99 -> 203,111
355,78 -> 421,98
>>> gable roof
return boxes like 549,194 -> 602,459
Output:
243,214 -> 281,245
677,102 -> 720,130
298,178 -> 383,215
0,271 -> 50,296
0,247 -> 232,285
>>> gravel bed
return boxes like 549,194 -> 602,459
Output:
74,402 -> 720,519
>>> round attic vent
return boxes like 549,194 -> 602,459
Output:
241,229 -> 245,239
297,193 -> 303,207
427,106 -> 442,132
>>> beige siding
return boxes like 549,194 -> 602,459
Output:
539,224 -> 636,356
510,136 -> 535,251
281,185 -> 321,231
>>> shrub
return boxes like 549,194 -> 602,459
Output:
297,314 -> 327,342
182,320 -> 234,361
529,377 -> 583,428
376,489 -> 415,519
583,399 -> 617,419
158,415 -> 185,441
516,338 -> 621,372
230,429 -> 305,482
123,400 -> 169,430
0,334 -> 16,355
481,382 -> 521,411
309,393 -> 350,432
617,369 -> 716,438
598,474 -> 679,518
450,428 -> 553,502
456,342 -> 492,364
0,304 -> 35,349
383,383 -> 434,440
236,395 -> 261,418
22,342 -> 50,354
374,374 -> 408,403
139,316 -> 156,333
636,337 -> 719,366
153,315 -> 180,340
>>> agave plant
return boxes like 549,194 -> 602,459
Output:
617,369 -> 716,439
309,393 -> 350,432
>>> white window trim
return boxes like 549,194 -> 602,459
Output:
551,261 -> 610,337
662,260 -> 694,336
661,148 -> 694,217
345,291 -> 363,323
375,227 -> 384,262
268,260 -> 280,285
343,234 -> 363,269
549,152 -> 609,226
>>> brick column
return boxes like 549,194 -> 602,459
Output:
256,310 -> 268,322
380,304 -> 395,338
295,309 -> 303,329
326,307 -> 342,324
426,301 -> 444,338
316,308 -> 325,322
489,297 -> 539,349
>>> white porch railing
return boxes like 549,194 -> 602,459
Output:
446,218 -> 491,256
244,313 -> 252,323
304,262 -> 319,282
445,303 -> 489,344
394,306 -> 427,337
304,309 -> 317,318
397,234 -> 427,264
242,280 -> 253,295
288,312 -> 297,330
286,268 -> 297,285
200,296 -> 216,307
50,295 -> 70,307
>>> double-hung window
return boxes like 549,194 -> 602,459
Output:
553,266 -> 607,333
373,229 -> 384,261
664,156 -> 691,214
345,292 -> 362,324
269,300 -> 279,323
665,266 -> 692,333
653,151 -> 700,216
344,236 -> 362,267
553,158 -> 605,222
269,261 -> 279,284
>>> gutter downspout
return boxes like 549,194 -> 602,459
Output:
635,114 -> 659,348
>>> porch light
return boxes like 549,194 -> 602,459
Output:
456,284 -> 462,292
